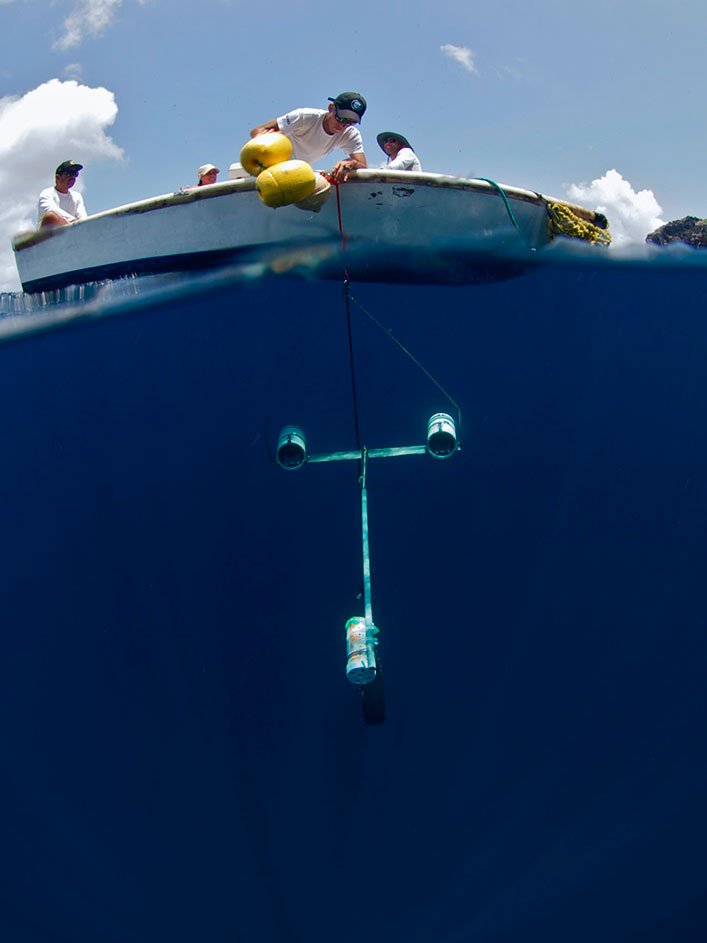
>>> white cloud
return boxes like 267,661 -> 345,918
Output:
0,79 -> 124,292
62,62 -> 84,81
52,0 -> 153,52
53,0 -> 123,52
566,169 -> 665,247
441,44 -> 479,75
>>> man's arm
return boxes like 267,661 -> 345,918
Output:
37,190 -> 76,226
351,150 -> 367,170
331,150 -> 366,183
250,119 -> 279,137
74,192 -> 88,219
386,149 -> 416,171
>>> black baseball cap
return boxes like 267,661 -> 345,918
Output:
56,160 -> 83,175
328,92 -> 366,124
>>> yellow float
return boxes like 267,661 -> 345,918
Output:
256,160 -> 317,208
240,132 -> 293,176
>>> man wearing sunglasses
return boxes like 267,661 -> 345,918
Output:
38,160 -> 88,229
250,92 -> 367,183
376,132 -> 422,172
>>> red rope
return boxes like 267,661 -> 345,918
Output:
322,173 -> 359,444
323,174 -> 350,282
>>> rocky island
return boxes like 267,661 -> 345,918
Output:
646,216 -> 707,247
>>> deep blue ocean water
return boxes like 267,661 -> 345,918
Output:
1,242 -> 707,941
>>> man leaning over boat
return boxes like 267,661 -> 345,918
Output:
37,160 -> 87,229
250,92 -> 367,183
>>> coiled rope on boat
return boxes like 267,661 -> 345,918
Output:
457,178 -> 612,250
547,201 -> 612,245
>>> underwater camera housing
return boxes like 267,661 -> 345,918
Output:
426,413 -> 458,458
276,425 -> 307,470
274,411 -> 459,725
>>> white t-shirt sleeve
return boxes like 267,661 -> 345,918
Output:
342,127 -> 364,158
73,191 -> 87,219
386,147 -> 419,171
37,187 -> 87,223
38,187 -> 72,223
277,109 -> 320,134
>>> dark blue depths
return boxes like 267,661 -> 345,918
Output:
1,256 -> 707,942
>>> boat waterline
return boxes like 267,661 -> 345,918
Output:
12,170 -> 601,292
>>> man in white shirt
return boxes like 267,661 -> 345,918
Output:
376,132 -> 422,172
37,160 -> 88,228
250,92 -> 367,183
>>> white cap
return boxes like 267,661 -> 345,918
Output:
197,163 -> 219,179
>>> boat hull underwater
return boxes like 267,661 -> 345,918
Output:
12,169 -> 604,292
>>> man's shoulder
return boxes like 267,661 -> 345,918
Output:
280,107 -> 326,127
343,126 -> 364,149
38,185 -> 57,198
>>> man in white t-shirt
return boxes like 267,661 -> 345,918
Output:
37,160 -> 88,228
376,132 -> 422,172
250,92 -> 367,183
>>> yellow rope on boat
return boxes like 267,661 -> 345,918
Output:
547,201 -> 612,246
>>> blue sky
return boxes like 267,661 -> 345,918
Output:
0,0 -> 704,289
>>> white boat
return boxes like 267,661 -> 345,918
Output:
12,169 -> 608,293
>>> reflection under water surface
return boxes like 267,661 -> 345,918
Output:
1,241 -> 707,942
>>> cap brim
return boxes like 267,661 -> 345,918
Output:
336,110 -> 360,124
376,132 -> 412,151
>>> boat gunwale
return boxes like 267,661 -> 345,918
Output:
12,171 -> 557,254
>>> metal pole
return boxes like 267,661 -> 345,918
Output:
360,448 -> 374,626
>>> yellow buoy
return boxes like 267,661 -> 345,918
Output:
240,132 -> 293,176
256,160 -> 317,208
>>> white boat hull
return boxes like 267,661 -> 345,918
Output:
12,170 -> 592,292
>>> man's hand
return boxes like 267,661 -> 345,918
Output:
250,120 -> 278,138
330,159 -> 359,183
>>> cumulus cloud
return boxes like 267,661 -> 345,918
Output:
52,0 -> 153,51
0,79 -> 124,292
566,169 -> 665,247
441,44 -> 479,75
54,0 -> 124,51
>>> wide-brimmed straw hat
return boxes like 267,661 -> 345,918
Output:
376,131 -> 413,152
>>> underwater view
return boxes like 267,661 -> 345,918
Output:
1,241 -> 707,941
